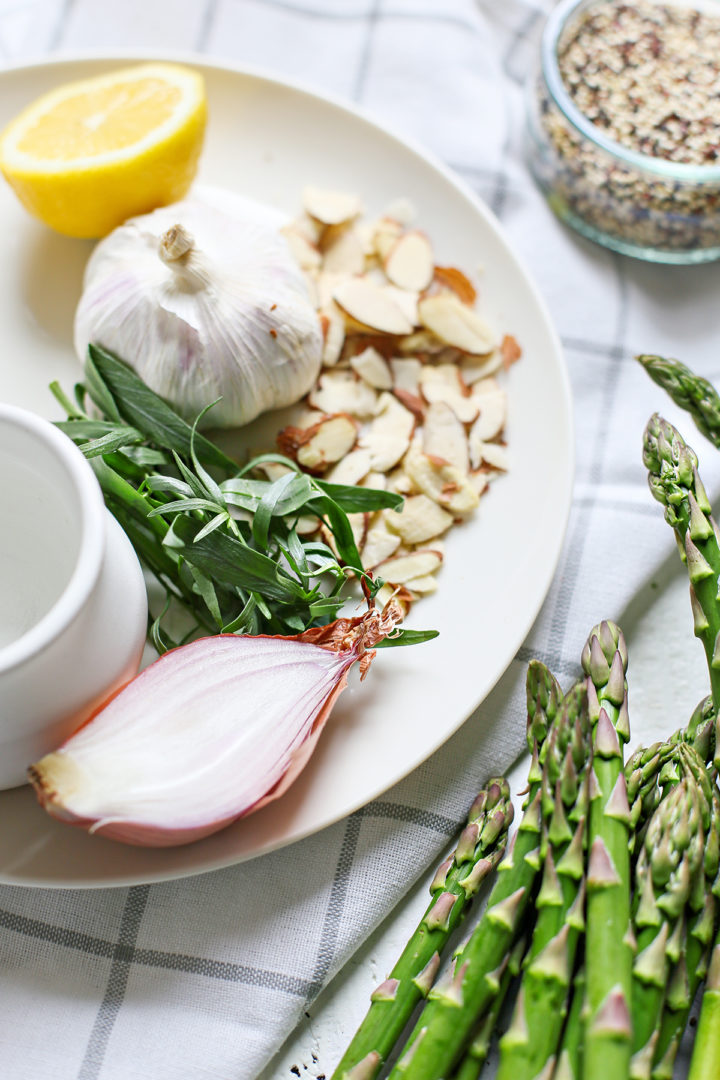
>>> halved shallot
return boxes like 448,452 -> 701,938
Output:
29,604 -> 401,848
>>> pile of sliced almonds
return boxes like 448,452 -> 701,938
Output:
262,187 -> 521,610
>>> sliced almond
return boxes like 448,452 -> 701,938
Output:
468,390 -> 507,461
398,329 -> 447,356
501,333 -> 522,369
359,392 -> 416,472
383,197 -> 417,227
423,401 -> 469,474
315,271 -> 349,310
361,470 -> 388,491
309,370 -> 378,418
385,493 -> 453,545
333,278 -> 413,336
376,549 -> 443,584
393,388 -> 425,422
418,294 -> 497,355
475,443 -> 509,472
319,302 -> 346,368
349,512 -> 369,552
283,403 -> 326,429
280,225 -> 322,270
405,574 -> 439,597
354,222 -> 377,257
384,230 -> 434,292
419,364 -> 478,424
350,347 -> 393,390
325,447 -> 373,487
433,266 -> 477,305
303,186 -> 362,226
372,216 -> 403,261
404,442 -> 480,515
321,512 -> 368,561
292,211 -> 325,244
321,226 -> 366,275
458,351 -> 503,384
295,514 -> 321,536
383,284 -> 419,328
278,414 -> 357,472
253,460 -> 293,483
361,514 -> 402,569
469,470 -> 490,496
375,582 -> 413,615
390,357 -> 422,395
385,467 -> 416,495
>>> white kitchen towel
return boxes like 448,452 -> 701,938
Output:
2,1 -> 720,1078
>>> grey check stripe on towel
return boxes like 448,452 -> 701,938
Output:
3,1 -> 720,1078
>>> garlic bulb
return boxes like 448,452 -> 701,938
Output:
28,604 -> 401,847
74,195 -> 323,428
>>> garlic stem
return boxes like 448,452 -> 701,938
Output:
158,224 -> 209,292
159,224 -> 194,263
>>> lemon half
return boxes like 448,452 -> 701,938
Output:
0,63 -> 207,238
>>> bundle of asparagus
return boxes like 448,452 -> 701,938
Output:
332,620 -> 719,1080
329,363 -> 720,1080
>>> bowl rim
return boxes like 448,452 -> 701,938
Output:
541,0 -> 720,182
0,404 -> 105,674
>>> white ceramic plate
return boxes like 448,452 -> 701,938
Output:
0,55 -> 573,888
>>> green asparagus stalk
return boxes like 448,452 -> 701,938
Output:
497,684 -> 591,1080
629,774 -> 710,1078
581,621 -> 633,1080
650,892 -> 716,1078
688,934 -> 720,1080
637,354 -> 720,451
555,966 -> 586,1080
384,665 -> 568,1080
451,936 -> 528,1080
643,414 -> 720,713
330,778 -> 514,1080
663,790 -> 720,1080
332,661 -> 562,1080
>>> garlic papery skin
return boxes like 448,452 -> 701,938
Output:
73,195 -> 323,428
28,605 -> 401,847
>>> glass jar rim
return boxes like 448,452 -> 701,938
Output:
541,0 -> 720,182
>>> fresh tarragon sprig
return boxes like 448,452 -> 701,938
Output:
51,344 -> 436,650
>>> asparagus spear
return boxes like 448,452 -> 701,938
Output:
451,936 -> 528,1080
331,661 -> 562,1080
688,928 -> 720,1080
629,774 -> 710,1078
330,779 -> 514,1080
555,966 -> 586,1080
497,684 -> 591,1080
581,621 -> 633,1080
667,792 -> 720,1080
651,891 -> 716,1078
625,734 -> 720,1078
637,354 -> 720,451
643,414 -> 720,713
384,665 -> 567,1080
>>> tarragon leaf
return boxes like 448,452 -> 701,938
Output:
86,344 -> 238,471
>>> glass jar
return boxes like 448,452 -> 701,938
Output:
526,0 -> 720,264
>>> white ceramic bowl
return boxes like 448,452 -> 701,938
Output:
0,403 -> 148,788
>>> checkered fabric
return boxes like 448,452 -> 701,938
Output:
1,1 -> 720,1077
